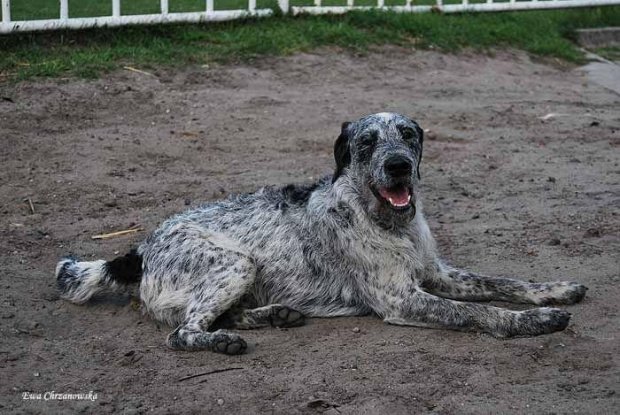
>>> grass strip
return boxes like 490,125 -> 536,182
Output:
1,6 -> 619,81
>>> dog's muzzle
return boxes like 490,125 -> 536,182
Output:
372,155 -> 415,212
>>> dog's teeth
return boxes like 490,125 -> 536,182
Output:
386,195 -> 411,207
388,197 -> 409,207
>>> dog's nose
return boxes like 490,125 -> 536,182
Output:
384,156 -> 412,177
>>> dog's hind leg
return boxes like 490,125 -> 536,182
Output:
212,305 -> 306,330
165,252 -> 256,354
165,248 -> 257,353
421,262 -> 587,306
140,223 -> 257,354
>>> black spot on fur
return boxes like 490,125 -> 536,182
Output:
333,121 -> 352,183
355,130 -> 378,164
413,121 -> 424,179
329,202 -> 355,228
56,256 -> 79,293
276,201 -> 289,212
105,249 -> 142,285
281,182 -> 320,206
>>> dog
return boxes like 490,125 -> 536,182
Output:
56,112 -> 587,355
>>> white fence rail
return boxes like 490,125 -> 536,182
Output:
1,0 -> 619,34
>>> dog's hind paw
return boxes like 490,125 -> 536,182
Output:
211,330 -> 248,355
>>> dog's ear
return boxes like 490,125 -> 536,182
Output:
333,122 -> 352,183
413,122 -> 424,180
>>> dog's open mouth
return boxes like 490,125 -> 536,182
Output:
373,185 -> 413,211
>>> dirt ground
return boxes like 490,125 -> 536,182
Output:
1,47 -> 619,414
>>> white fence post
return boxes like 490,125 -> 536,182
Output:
112,0 -> 120,17
378,0 -> 385,7
1,0 -> 10,23
60,0 -> 69,19
207,0 -> 214,14
249,0 -> 256,12
277,0 -> 289,13
161,0 -> 169,14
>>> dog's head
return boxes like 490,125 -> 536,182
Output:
333,113 -> 424,227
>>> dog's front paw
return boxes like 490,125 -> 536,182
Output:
269,306 -> 306,328
534,281 -> 588,306
524,307 -> 571,334
496,307 -> 570,338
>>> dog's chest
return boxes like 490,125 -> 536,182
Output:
348,233 -> 420,285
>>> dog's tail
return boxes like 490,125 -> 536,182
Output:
55,249 -> 142,304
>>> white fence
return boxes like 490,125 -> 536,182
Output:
1,0 -> 619,34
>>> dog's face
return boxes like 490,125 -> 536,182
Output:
333,113 -> 424,227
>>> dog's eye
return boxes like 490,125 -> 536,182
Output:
401,128 -> 415,142
357,134 -> 377,161
359,134 -> 377,148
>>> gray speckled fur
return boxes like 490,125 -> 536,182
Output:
56,112 -> 587,354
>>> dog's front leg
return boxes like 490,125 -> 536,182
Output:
420,261 -> 587,306
381,288 -> 571,338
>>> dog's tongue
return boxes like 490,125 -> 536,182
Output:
378,186 -> 411,207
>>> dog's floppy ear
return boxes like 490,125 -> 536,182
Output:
333,121 -> 352,183
413,121 -> 424,180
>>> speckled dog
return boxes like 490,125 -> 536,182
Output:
56,112 -> 587,355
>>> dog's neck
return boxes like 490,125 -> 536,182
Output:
309,175 -> 420,234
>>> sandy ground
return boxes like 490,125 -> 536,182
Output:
1,48 -> 619,414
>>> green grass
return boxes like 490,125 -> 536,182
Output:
1,6 -> 619,82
